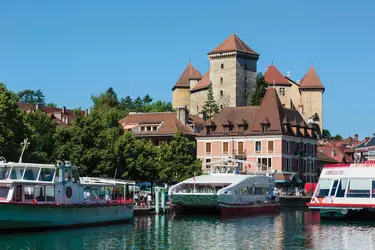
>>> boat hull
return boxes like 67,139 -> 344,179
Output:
0,203 -> 134,232
219,202 -> 280,217
317,208 -> 375,220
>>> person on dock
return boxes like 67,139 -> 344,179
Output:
147,193 -> 152,208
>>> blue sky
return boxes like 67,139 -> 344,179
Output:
0,1 -> 374,138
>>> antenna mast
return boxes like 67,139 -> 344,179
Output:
19,138 -> 30,163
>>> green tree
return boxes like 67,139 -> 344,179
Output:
119,96 -> 134,112
142,94 -> 153,105
45,103 -> 57,108
17,89 -> 45,105
249,73 -> 268,105
157,132 -> 202,183
322,129 -> 331,139
133,96 -> 144,112
144,100 -> 172,112
201,82 -> 219,120
0,83 -> 27,161
24,110 -> 57,163
334,134 -> 343,140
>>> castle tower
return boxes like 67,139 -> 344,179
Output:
172,63 -> 202,110
207,34 -> 259,109
299,66 -> 325,131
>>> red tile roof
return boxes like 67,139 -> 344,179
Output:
208,34 -> 258,55
119,112 -> 198,136
190,71 -> 210,92
264,65 -> 291,86
300,66 -> 324,89
172,63 -> 202,90
317,151 -> 339,163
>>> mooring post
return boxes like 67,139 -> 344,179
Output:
161,188 -> 166,214
155,187 -> 160,214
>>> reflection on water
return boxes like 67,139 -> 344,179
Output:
1,210 -> 375,249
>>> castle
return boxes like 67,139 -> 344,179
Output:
171,34 -> 325,131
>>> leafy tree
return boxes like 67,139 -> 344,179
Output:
334,134 -> 343,140
17,89 -> 45,105
0,83 -> 27,161
201,82 -> 219,120
119,96 -> 134,112
142,94 -> 153,105
91,87 -> 120,112
322,129 -> 331,139
249,73 -> 268,105
24,110 -> 57,163
45,103 -> 57,108
133,96 -> 144,112
144,100 -> 172,113
157,132 -> 202,183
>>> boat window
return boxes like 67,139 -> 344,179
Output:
372,181 -> 375,198
46,186 -> 55,202
35,186 -> 45,202
38,168 -> 55,182
90,187 -> 99,201
84,187 -> 91,200
23,167 -> 40,181
0,187 -> 9,199
72,169 -> 80,183
64,168 -> 72,182
336,179 -> 348,197
316,179 -> 332,198
55,169 -> 62,183
24,186 -> 34,201
329,180 -> 339,196
10,166 -> 25,180
0,167 -> 11,180
99,186 -> 106,200
347,179 -> 371,198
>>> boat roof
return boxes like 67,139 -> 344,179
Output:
181,174 -> 252,185
80,177 -> 135,186
0,162 -> 57,169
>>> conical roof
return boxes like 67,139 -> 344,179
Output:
300,66 -> 324,89
249,88 -> 285,134
208,34 -> 258,55
172,63 -> 202,90
264,65 -> 291,85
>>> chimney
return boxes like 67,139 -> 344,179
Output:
62,106 -> 66,114
286,71 -> 290,78
354,133 -> 358,141
84,109 -> 89,117
176,106 -> 189,125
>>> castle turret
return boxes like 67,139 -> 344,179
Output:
172,63 -> 202,110
207,34 -> 259,109
299,66 -> 325,132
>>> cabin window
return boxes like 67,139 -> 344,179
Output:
347,179 -> 370,198
0,167 -> 10,180
336,179 -> 348,197
23,186 -> 34,201
55,169 -> 62,183
10,166 -> 25,180
39,168 -> 55,182
64,168 -> 72,182
90,187 -> 99,201
0,187 -> 9,199
316,179 -> 332,198
223,142 -> 229,154
84,187 -> 91,200
46,186 -> 55,201
329,180 -> 339,196
35,186 -> 45,202
23,167 -> 40,181
72,169 -> 80,183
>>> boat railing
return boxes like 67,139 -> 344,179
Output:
0,157 -> 6,164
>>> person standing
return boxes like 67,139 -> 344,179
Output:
147,193 -> 152,208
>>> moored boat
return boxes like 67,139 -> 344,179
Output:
307,152 -> 375,220
168,158 -> 280,217
0,155 -> 135,232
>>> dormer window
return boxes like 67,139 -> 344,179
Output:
262,124 -> 269,134
238,125 -> 245,133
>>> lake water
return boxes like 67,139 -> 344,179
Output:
1,209 -> 375,249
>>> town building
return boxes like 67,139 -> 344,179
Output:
196,87 -> 320,183
171,33 -> 325,131
119,108 -> 205,145
18,103 -> 88,125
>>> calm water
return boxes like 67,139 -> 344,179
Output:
1,209 -> 375,250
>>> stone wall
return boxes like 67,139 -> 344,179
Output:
172,88 -> 190,110
190,89 -> 207,116
236,56 -> 257,106
300,89 -> 323,131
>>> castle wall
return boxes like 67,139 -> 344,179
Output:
172,88 -> 190,109
236,56 -> 257,106
300,89 -> 323,131
190,89 -> 207,116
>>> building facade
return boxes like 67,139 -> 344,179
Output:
171,33 -> 325,131
196,88 -> 319,183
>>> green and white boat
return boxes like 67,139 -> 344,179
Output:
0,143 -> 135,232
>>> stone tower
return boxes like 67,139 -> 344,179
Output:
172,63 -> 202,110
299,66 -> 325,131
207,34 -> 259,109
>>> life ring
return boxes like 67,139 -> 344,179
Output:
342,208 -> 348,215
32,199 -> 37,205
66,187 -> 73,199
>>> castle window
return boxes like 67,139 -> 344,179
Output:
220,105 -> 223,109
220,90 -> 223,96
279,88 -> 286,96
220,78 -> 223,84
221,64 -> 224,69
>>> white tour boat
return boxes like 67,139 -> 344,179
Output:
0,142 -> 135,232
168,158 -> 280,217
308,151 -> 375,220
